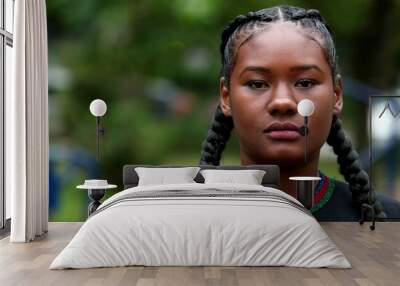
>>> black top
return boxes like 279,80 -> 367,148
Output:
313,173 -> 400,221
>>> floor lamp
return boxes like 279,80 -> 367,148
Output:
89,99 -> 107,161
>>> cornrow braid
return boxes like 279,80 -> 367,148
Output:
326,115 -> 386,219
199,104 -> 234,165
291,8 -> 333,34
220,11 -> 274,60
220,13 -> 261,58
220,6 -> 339,87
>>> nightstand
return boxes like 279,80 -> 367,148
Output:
289,176 -> 321,209
77,180 -> 117,216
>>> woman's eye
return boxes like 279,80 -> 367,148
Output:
246,80 -> 268,90
295,79 -> 316,89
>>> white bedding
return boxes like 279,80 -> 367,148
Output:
49,183 -> 351,269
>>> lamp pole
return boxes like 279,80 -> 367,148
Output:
96,116 -> 100,162
304,116 -> 308,164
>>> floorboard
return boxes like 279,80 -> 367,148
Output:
0,222 -> 399,286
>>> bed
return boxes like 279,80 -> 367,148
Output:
49,164 -> 350,269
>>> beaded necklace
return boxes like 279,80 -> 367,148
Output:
310,171 -> 335,213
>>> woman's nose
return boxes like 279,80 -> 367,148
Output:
266,84 -> 298,116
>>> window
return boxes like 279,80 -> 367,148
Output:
1,0 -> 14,230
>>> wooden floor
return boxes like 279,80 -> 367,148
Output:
0,222 -> 399,286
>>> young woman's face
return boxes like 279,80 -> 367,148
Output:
220,22 -> 343,167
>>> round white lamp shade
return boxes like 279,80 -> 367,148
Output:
90,99 -> 107,117
297,99 -> 315,117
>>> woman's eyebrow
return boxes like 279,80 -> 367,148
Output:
239,66 -> 271,77
290,64 -> 323,73
239,64 -> 323,77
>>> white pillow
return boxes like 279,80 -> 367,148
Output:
200,169 -> 266,185
135,167 -> 200,186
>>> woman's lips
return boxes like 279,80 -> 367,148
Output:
264,130 -> 301,140
263,122 -> 302,140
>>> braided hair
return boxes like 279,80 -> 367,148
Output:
199,5 -> 386,219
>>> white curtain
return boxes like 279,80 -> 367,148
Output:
6,0 -> 49,242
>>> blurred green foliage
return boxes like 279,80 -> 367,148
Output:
47,0 -> 400,221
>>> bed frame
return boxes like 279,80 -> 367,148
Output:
123,165 -> 280,190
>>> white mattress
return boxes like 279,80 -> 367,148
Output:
49,183 -> 351,269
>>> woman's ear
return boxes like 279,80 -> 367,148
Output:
219,77 -> 232,117
333,74 -> 344,115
